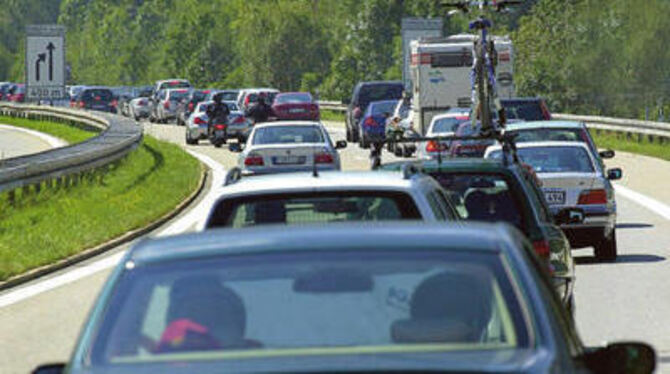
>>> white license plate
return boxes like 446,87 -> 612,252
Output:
273,155 -> 305,165
544,190 -> 566,205
289,108 -> 306,113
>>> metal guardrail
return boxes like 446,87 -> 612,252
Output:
317,100 -> 670,141
0,103 -> 143,198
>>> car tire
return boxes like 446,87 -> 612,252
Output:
594,228 -> 617,261
185,132 -> 197,145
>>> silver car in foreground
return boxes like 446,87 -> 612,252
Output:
485,141 -> 622,261
231,121 -> 346,176
185,101 -> 245,145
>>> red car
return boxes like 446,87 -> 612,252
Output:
271,92 -> 320,121
8,84 -> 25,102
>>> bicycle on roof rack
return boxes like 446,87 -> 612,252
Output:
442,0 -> 523,136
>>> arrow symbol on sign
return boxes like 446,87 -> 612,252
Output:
46,42 -> 55,81
36,53 -> 46,81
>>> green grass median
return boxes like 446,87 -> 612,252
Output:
590,130 -> 670,162
0,118 -> 202,281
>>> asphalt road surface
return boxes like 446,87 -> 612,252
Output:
0,124 -> 65,159
1,121 -> 669,373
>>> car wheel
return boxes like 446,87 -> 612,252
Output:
594,228 -> 617,261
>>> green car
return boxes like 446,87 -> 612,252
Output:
381,158 -> 579,312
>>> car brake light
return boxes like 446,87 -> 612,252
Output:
425,140 -> 445,153
78,101 -> 85,108
578,189 -> 607,205
194,117 -> 206,125
353,106 -> 362,119
314,153 -> 334,164
233,116 -> 246,124
532,240 -> 553,274
214,124 -> 226,130
244,155 -> 264,166
188,102 -> 194,111
138,99 -> 146,106
244,96 -> 250,106
111,99 -> 118,107
164,101 -> 170,109
364,117 -> 377,127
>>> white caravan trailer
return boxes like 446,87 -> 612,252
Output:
410,34 -> 514,134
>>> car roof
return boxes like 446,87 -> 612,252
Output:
384,158 -> 518,174
431,112 -> 469,122
487,141 -> 591,152
357,80 -> 403,87
506,120 -> 584,130
253,120 -> 322,128
217,170 -> 433,196
127,222 -> 515,264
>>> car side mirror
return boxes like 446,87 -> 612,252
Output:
607,168 -> 622,180
555,207 -> 585,225
584,342 -> 655,374
32,363 -> 66,374
228,143 -> 242,153
599,149 -> 615,159
335,140 -> 347,149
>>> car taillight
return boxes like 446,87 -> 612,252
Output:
233,116 -> 246,124
244,154 -> 264,166
578,189 -> 607,205
163,101 -> 170,109
353,106 -> 361,119
194,117 -> 206,125
426,140 -> 445,153
111,99 -> 118,107
138,100 -> 146,106
78,101 -> 85,108
188,102 -> 194,111
532,240 -> 553,274
244,96 -> 250,106
314,153 -> 334,164
364,117 -> 377,127
214,124 -> 226,130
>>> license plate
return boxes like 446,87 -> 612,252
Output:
273,155 -> 305,165
544,190 -> 566,205
289,108 -> 306,113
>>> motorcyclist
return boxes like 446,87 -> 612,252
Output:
245,93 -> 273,124
206,92 -> 230,138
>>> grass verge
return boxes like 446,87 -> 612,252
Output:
0,123 -> 201,281
0,115 -> 97,143
590,130 -> 670,162
320,109 -> 346,122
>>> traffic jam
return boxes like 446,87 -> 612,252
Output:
1,27 -> 656,374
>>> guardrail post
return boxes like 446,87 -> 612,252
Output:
22,185 -> 30,197
7,190 -> 15,206
34,183 -> 41,194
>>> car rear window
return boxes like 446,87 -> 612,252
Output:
220,91 -> 239,101
489,146 -> 595,173
510,128 -> 590,144
358,84 -> 403,108
90,249 -> 529,367
169,90 -> 189,101
430,173 -> 525,230
82,89 -> 113,101
431,117 -> 464,134
502,101 -> 546,121
275,93 -> 311,104
370,101 -> 397,116
160,81 -> 190,90
206,192 -> 423,228
252,125 -> 324,145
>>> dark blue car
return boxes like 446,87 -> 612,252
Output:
358,99 -> 397,148
35,223 -> 655,374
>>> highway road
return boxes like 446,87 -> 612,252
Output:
0,121 -> 669,373
0,124 -> 66,159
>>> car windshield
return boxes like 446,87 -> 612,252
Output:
511,128 -> 590,144
430,173 -> 525,229
370,101 -> 397,116
89,249 -> 528,367
220,91 -> 239,101
489,147 -> 595,173
502,101 -> 545,121
431,117 -> 464,134
207,192 -> 423,227
275,93 -> 311,104
253,125 -> 324,144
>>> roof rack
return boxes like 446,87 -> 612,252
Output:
224,167 -> 243,186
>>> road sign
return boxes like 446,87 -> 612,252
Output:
25,25 -> 66,101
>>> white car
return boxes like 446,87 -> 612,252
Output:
230,121 -> 346,175
237,88 -> 279,111
154,88 -> 191,123
418,111 -> 470,160
185,101 -> 246,145
198,169 -> 459,230
484,141 -> 622,261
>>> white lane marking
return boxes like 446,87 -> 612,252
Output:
0,149 -> 225,308
615,184 -> 670,221
0,124 -> 68,148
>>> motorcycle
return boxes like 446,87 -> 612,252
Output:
209,122 -> 228,148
